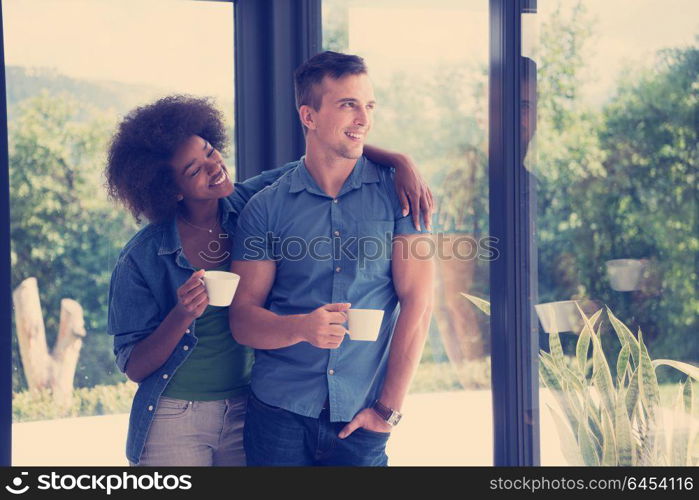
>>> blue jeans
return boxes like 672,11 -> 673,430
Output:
244,392 -> 390,466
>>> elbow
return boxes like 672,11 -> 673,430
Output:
124,364 -> 144,384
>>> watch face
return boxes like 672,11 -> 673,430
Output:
388,412 -> 402,426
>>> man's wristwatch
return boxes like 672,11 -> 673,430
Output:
371,400 -> 402,426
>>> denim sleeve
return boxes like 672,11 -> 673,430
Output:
231,194 -> 276,261
107,257 -> 162,373
228,162 -> 297,214
385,168 -> 432,236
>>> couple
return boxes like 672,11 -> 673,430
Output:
106,51 -> 435,467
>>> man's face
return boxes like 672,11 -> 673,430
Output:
305,73 -> 376,160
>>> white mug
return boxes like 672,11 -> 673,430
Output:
203,271 -> 240,307
347,309 -> 384,341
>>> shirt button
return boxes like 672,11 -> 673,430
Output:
333,199 -> 339,204
185,329 -> 191,334
148,405 -> 154,411
183,345 -> 189,351
162,374 -> 168,379
335,266 -> 341,273
333,230 -> 340,236
328,369 -> 335,375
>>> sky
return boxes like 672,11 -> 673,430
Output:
2,0 -> 698,107
343,0 -> 698,107
2,0 -> 234,101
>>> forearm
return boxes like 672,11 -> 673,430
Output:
230,305 -> 305,349
125,306 -> 194,383
379,296 -> 433,411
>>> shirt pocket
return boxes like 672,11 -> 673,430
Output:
357,220 -> 394,276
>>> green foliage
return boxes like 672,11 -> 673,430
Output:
462,293 -> 699,465
12,382 -> 137,423
534,2 -> 698,372
322,0 -> 349,53
9,91 -> 138,391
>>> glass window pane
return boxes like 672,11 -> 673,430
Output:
4,0 -> 234,465
324,0 -> 491,465
523,0 -> 699,466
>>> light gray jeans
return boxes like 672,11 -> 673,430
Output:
131,393 -> 247,466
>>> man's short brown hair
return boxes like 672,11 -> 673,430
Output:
294,51 -> 368,112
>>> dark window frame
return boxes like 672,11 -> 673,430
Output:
0,0 -> 539,466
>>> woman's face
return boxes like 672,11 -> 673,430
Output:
170,134 -> 234,202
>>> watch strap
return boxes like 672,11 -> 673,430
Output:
372,399 -> 402,425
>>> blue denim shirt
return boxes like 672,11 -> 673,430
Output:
107,164 -> 295,465
232,156 -> 429,423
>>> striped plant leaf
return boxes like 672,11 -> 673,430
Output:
576,304 -> 616,416
683,376 -> 693,416
590,331 -> 616,420
460,293 -> 490,316
615,391 -> 635,465
616,343 -> 631,387
563,364 -> 585,393
576,322 -> 591,376
540,354 -> 578,425
600,407 -> 618,465
542,353 -> 588,428
670,381 -> 690,465
547,403 -> 584,466
583,391 -> 604,459
607,306 -> 639,367
548,329 -> 566,371
578,420 -> 601,466
625,365 -> 640,420
637,329 -> 662,423
651,359 -> 699,381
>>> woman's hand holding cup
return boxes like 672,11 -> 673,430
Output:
175,269 -> 209,319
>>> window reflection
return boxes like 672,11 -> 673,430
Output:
5,0 -> 234,465
525,0 -> 699,466
324,0 -> 492,465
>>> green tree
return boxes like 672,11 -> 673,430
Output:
535,1 -> 698,377
10,91 -> 137,391
587,45 -> 699,362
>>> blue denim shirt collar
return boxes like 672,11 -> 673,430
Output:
288,155 -> 380,196
157,195 -> 238,258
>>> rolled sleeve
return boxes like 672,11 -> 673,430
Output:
232,195 -> 276,261
107,257 -> 162,373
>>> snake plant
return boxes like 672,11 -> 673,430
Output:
461,292 -> 699,466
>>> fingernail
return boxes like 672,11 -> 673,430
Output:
402,209 -> 409,216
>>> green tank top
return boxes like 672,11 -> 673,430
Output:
162,264 -> 253,401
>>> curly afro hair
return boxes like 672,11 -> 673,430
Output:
106,95 -> 229,224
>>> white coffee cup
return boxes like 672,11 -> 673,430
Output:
347,308 -> 384,341
203,271 -> 240,307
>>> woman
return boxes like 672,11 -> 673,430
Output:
105,95 -> 433,466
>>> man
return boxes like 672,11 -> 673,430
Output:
229,51 -> 434,466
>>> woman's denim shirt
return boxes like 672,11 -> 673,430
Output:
107,165 -> 294,465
